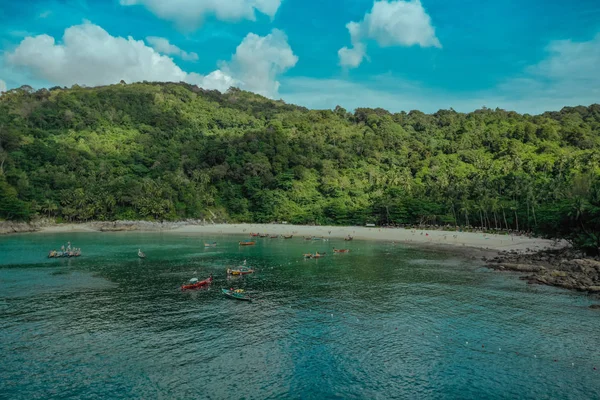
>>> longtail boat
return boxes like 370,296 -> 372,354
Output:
48,251 -> 81,258
250,233 -> 260,237
227,267 -> 255,276
283,235 -> 293,239
334,249 -> 350,253
222,288 -> 252,302
270,235 -> 279,239
204,242 -> 217,247
344,236 -> 354,241
239,241 -> 256,246
303,253 -> 313,259
260,233 -> 269,238
181,275 -> 213,291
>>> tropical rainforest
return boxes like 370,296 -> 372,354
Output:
0,83 -> 599,253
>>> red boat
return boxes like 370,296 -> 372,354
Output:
250,233 -> 260,237
239,241 -> 256,246
181,275 -> 213,291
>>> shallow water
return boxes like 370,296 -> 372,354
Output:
1,232 -> 599,399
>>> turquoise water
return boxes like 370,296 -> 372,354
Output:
1,232 -> 599,399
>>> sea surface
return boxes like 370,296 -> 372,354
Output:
1,232 -> 599,399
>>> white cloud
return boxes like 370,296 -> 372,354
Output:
286,33 -> 600,114
0,79 -> 6,93
6,22 -> 188,87
218,29 -> 298,97
4,23 -> 297,98
526,33 -> 600,82
120,0 -> 282,29
146,36 -> 199,61
188,70 -> 240,92
339,0 -> 441,68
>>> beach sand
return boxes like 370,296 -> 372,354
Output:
171,224 -> 563,253
35,222 -> 564,254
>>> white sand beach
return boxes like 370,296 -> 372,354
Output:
171,223 -> 563,253
34,222 -> 564,253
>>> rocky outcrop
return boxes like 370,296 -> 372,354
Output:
0,220 -> 47,234
91,220 -> 205,232
486,249 -> 600,295
590,305 -> 600,310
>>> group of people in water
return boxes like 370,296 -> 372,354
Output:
48,241 -> 82,258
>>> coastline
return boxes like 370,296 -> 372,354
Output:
20,221 -> 562,254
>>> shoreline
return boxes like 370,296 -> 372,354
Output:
13,221 -> 564,255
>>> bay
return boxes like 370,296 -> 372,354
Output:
1,232 -> 599,399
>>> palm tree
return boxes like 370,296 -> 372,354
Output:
460,202 -> 470,227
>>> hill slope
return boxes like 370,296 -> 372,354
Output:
1,83 -> 599,251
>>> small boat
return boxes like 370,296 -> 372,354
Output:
313,252 -> 326,258
304,236 -> 312,241
250,233 -> 260,237
222,288 -> 252,302
334,248 -> 350,253
303,253 -> 313,259
239,241 -> 256,246
260,233 -> 269,238
227,267 -> 255,276
181,275 -> 213,291
48,250 -> 81,258
344,236 -> 354,241
283,235 -> 293,239
138,249 -> 146,258
204,242 -> 217,247
270,235 -> 279,239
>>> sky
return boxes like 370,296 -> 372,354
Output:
0,0 -> 599,114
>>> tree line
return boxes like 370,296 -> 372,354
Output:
0,83 -> 599,253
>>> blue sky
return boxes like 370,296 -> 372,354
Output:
1,0 -> 599,113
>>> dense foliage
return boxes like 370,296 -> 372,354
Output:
1,83 -> 599,252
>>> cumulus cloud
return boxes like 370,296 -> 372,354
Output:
146,36 -> 199,61
120,0 -> 282,29
6,22 -> 188,86
188,70 -> 240,92
0,79 -> 6,93
289,32 -> 600,114
217,29 -> 298,97
339,0 -> 441,68
5,22 -> 297,98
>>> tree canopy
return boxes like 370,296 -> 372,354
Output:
1,83 -> 599,253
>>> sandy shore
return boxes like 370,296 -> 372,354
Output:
172,224 -> 563,253
33,222 -> 564,253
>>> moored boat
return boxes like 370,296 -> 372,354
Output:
239,241 -> 256,246
204,242 -> 217,247
283,235 -> 293,239
333,248 -> 350,253
222,288 -> 252,302
227,266 -> 255,276
250,233 -> 260,237
181,275 -> 213,291
270,235 -> 279,239
260,233 -> 269,238
344,236 -> 354,241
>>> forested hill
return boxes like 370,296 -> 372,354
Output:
1,83 -> 599,251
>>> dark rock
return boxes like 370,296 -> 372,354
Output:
590,305 -> 600,310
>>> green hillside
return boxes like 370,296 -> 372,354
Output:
1,83 -> 599,252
